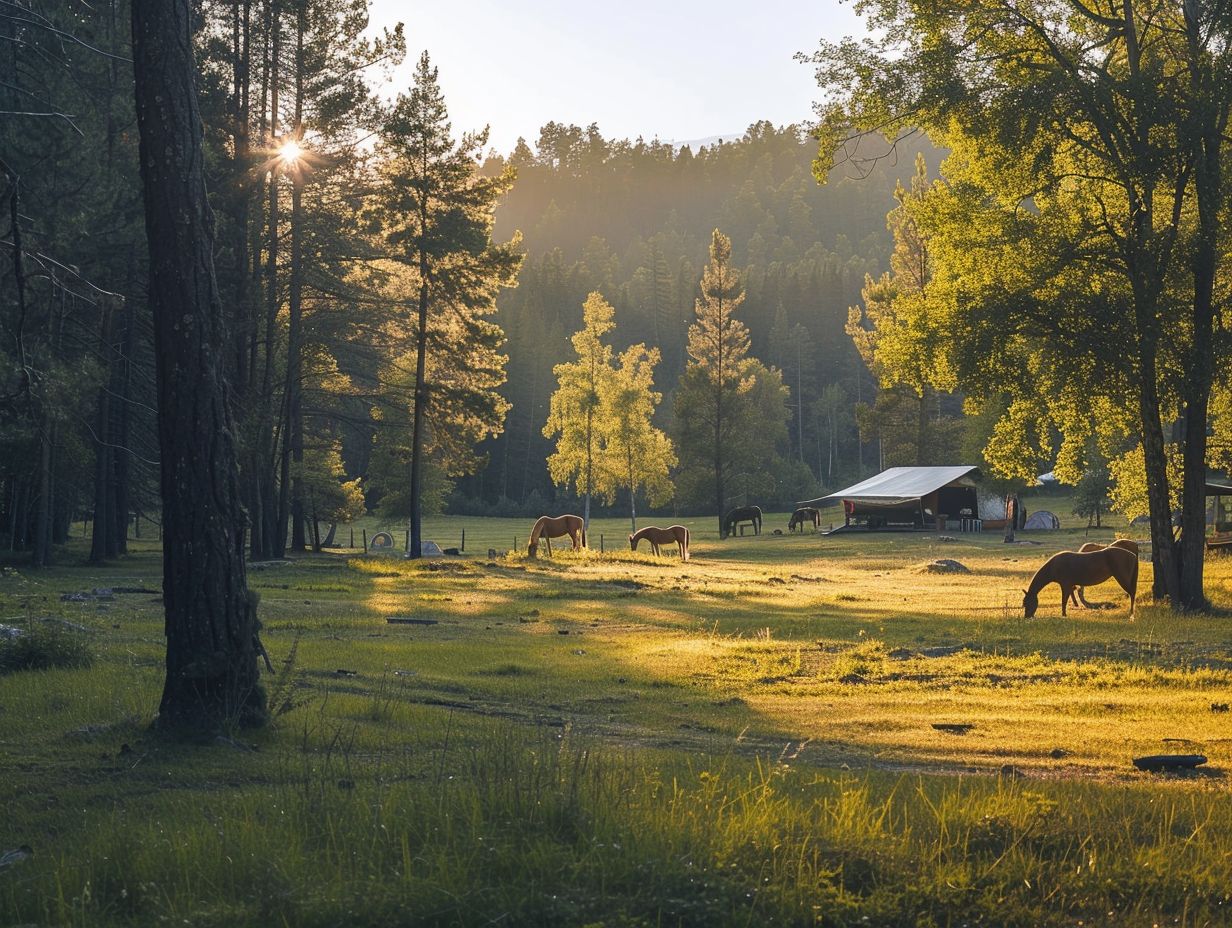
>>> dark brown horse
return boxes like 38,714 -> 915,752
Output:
723,505 -> 762,539
629,525 -> 690,561
1072,539 -> 1139,607
788,507 -> 821,533
528,514 -> 585,558
1023,546 -> 1137,618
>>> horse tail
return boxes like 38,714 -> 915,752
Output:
581,524 -> 587,549
684,527 -> 690,561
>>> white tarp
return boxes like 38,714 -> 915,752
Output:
799,466 -> 981,508
978,493 -> 1007,520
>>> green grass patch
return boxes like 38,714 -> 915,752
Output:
5,511 -> 1232,925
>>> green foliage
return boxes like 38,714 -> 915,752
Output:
543,292 -> 618,508
366,53 -> 522,535
294,441 -> 366,526
811,384 -> 851,487
674,230 -> 757,522
1109,444 -> 1182,524
544,293 -> 677,526
1072,449 -> 1112,527
809,0 -> 1232,605
598,344 -> 676,524
845,155 -> 965,470
674,359 -> 791,513
479,125 -> 940,506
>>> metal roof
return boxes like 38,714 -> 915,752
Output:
799,466 -> 981,508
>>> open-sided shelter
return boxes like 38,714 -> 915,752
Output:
1207,477 -> 1232,551
800,465 -> 982,532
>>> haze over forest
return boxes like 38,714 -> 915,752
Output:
461,125 -> 945,515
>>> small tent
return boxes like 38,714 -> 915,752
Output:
1024,511 -> 1061,530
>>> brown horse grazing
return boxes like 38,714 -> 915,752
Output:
788,507 -> 821,533
527,514 -> 586,558
1023,546 -> 1138,618
723,505 -> 762,539
1071,540 -> 1140,607
629,525 -> 690,561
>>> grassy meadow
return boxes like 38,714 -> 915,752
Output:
4,503 -> 1232,926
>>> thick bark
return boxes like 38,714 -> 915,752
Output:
132,0 -> 266,730
1175,33 -> 1224,611
1137,332 -> 1181,604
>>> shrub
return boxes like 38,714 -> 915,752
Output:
0,621 -> 94,674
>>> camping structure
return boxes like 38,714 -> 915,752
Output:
800,466 -> 982,532
1023,510 -> 1061,530
1207,478 -> 1232,552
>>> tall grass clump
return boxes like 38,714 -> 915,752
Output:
0,621 -> 94,674
6,723 -> 1232,927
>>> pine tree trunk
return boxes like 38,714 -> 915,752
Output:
1176,74 -> 1222,611
90,300 -> 115,563
32,423 -> 52,568
132,0 -> 266,730
407,273 -> 428,559
287,6 -> 306,553
112,287 -> 134,556
263,3 -> 284,560
287,178 -> 305,552
1138,338 -> 1181,604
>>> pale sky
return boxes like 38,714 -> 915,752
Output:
367,1 -> 868,153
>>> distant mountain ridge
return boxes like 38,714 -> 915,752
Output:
667,133 -> 744,150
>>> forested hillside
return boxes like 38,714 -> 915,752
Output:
458,124 -> 945,512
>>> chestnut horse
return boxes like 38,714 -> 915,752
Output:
629,525 -> 690,561
1023,546 -> 1137,618
788,507 -> 821,533
527,514 -> 586,558
723,505 -> 762,538
1071,539 -> 1140,607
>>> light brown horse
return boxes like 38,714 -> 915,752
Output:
527,514 -> 586,558
629,525 -> 690,561
1071,539 -> 1140,608
1023,546 -> 1137,618
788,507 -> 821,533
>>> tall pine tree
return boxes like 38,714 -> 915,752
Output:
677,229 -> 753,535
371,51 -> 521,557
